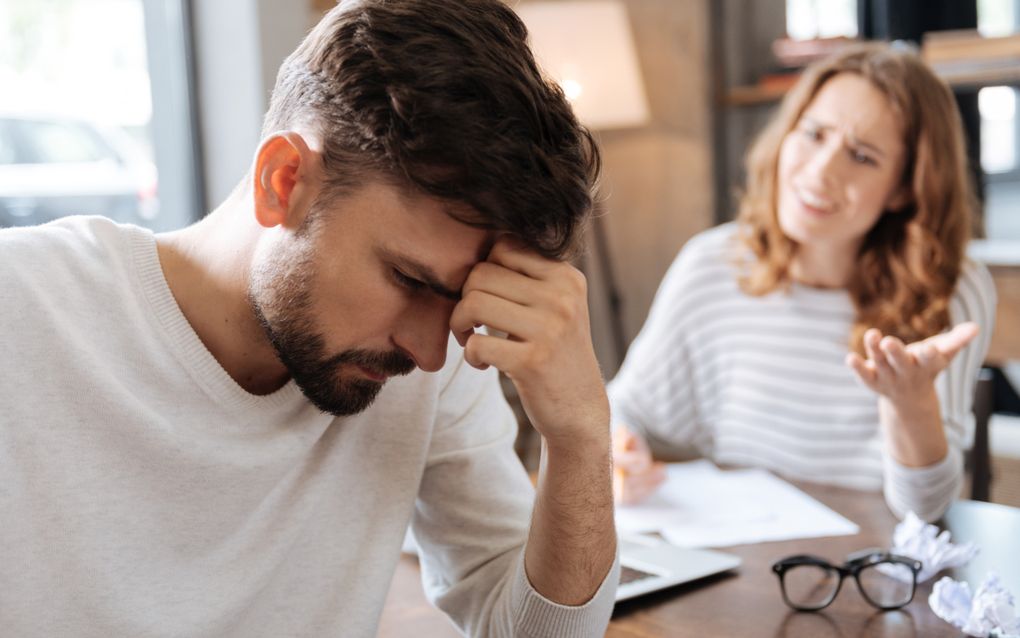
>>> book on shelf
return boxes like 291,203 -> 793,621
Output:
922,29 -> 1020,65
770,36 -> 857,69
757,71 -> 801,92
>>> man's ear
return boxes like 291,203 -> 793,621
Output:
252,131 -> 318,229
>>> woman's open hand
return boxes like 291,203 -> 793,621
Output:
845,322 -> 978,404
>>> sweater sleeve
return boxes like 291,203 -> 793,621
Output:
411,344 -> 618,638
882,260 -> 997,522
608,237 -> 714,460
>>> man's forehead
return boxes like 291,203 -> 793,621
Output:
351,178 -> 501,291
378,233 -> 495,299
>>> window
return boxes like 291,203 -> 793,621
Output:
978,0 -> 1017,36
17,120 -> 112,165
785,0 -> 858,40
980,86 -> 1017,174
0,122 -> 19,165
977,0 -> 1020,239
977,0 -> 1019,178
0,0 -> 200,230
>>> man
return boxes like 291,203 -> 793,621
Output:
0,0 -> 617,636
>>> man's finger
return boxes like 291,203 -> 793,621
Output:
486,237 -> 562,281
453,328 -> 473,348
462,261 -> 540,308
462,331 -> 523,372
450,289 -> 540,342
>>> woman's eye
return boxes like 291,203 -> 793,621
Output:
851,150 -> 876,166
393,269 -> 427,292
801,126 -> 822,141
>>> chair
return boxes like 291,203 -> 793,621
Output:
968,367 -> 995,502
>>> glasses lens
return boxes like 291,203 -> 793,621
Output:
857,562 -> 916,609
782,564 -> 840,609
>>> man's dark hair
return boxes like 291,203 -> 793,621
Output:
261,0 -> 600,259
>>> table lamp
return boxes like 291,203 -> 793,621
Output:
514,1 -> 649,129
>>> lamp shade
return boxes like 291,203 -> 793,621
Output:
515,1 -> 650,130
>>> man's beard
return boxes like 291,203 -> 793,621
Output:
247,235 -> 415,416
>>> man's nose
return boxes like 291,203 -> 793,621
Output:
393,309 -> 451,373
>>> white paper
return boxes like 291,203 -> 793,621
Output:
615,460 -> 859,547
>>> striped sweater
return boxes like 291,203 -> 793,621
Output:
608,223 -> 996,521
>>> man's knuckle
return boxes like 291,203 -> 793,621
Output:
569,268 -> 587,293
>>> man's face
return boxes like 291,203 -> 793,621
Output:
247,179 -> 492,416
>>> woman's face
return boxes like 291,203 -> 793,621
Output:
776,72 -> 908,253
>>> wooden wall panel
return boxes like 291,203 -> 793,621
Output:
566,0 -> 716,373
310,0 -> 336,15
988,268 -> 1020,365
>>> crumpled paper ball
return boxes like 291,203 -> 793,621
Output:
930,573 -> 1020,638
889,511 -> 979,583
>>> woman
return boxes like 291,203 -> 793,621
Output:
609,43 -> 995,522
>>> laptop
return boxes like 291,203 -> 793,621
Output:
616,535 -> 741,601
401,530 -> 740,602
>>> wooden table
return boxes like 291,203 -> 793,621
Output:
379,484 -> 1020,637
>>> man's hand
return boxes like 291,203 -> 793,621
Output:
450,236 -> 616,606
450,237 -> 610,448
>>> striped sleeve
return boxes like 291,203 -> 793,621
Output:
882,259 -> 997,521
608,234 -> 716,460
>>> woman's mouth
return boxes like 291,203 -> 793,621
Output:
795,187 -> 835,216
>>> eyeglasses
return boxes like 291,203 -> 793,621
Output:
772,549 -> 923,612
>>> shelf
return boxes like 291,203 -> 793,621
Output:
724,59 -> 1020,107
934,62 -> 1020,90
722,83 -> 792,107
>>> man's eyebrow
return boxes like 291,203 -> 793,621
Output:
382,249 -> 462,301
802,116 -> 888,158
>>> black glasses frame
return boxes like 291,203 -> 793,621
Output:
771,550 -> 923,612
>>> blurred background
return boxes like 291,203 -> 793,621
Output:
3,0 -> 1018,505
